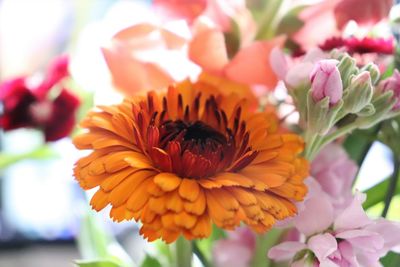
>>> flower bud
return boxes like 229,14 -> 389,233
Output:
310,59 -> 343,105
379,70 -> 400,110
342,71 -> 373,114
336,54 -> 358,88
361,63 -> 380,85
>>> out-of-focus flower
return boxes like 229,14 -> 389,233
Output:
311,143 -> 357,209
379,70 -> 400,110
270,47 -> 326,88
153,0 -> 256,43
189,28 -> 285,89
0,56 -> 80,141
320,36 -> 395,55
101,20 -> 198,96
213,227 -> 256,267
269,186 -> 400,267
334,0 -> 392,29
73,78 -> 309,243
310,59 -> 343,105
294,0 -> 392,50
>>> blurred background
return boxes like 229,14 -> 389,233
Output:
0,0 -> 399,266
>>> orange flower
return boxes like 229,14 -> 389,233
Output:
73,79 -> 308,243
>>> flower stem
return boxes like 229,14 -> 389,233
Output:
250,229 -> 283,267
382,155 -> 400,217
193,241 -> 213,267
175,237 -> 193,267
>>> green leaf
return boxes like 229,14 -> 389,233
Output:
276,5 -> 306,36
363,176 -> 400,210
140,255 -> 162,267
380,252 -> 400,266
77,211 -> 135,267
0,145 -> 58,170
75,259 -> 121,267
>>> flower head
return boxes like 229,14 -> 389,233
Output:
0,56 -> 80,141
269,183 -> 400,267
310,59 -> 343,105
73,77 -> 308,243
320,36 -> 395,55
379,70 -> 400,110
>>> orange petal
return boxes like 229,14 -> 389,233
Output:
184,189 -> 206,215
165,190 -> 184,213
178,179 -> 200,202
174,211 -> 197,229
188,28 -> 228,73
90,189 -> 109,211
224,37 -> 285,88
153,173 -> 182,192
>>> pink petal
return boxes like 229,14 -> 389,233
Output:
189,28 -> 228,74
224,37 -> 285,89
269,47 -> 289,81
153,0 -> 207,24
102,47 -> 173,95
334,193 -> 371,231
294,191 -> 334,236
336,229 -> 384,253
268,241 -> 307,261
364,219 -> 400,254
308,233 -> 338,262
213,240 -> 253,267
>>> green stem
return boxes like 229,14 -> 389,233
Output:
255,0 -> 285,40
193,241 -> 213,267
318,123 -> 359,154
382,155 -> 400,217
250,229 -> 283,267
175,237 -> 193,267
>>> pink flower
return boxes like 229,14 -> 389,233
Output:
379,70 -> 400,110
310,59 -> 343,105
0,56 -> 80,141
334,0 -> 392,29
270,47 -> 326,88
293,0 -> 392,50
213,227 -> 256,267
311,143 -> 358,209
268,186 -> 400,267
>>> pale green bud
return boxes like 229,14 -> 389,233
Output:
337,54 -> 358,89
342,71 -> 374,114
361,63 -> 380,85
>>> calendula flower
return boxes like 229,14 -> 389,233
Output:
73,77 -> 308,243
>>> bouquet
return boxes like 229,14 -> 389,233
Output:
1,0 -> 400,266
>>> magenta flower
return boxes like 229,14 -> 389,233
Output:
310,59 -> 343,105
379,70 -> 400,110
268,186 -> 400,267
0,56 -> 80,141
320,37 -> 395,55
311,143 -> 358,209
213,227 -> 256,267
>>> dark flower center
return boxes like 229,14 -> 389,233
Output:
134,92 -> 259,179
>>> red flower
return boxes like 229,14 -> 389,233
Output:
0,56 -> 80,141
320,37 -> 395,55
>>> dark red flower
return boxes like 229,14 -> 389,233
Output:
0,55 -> 80,141
320,36 -> 395,55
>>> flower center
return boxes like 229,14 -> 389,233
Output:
134,91 -> 259,179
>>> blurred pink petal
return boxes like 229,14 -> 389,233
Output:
293,0 -> 341,50
224,37 -> 285,89
153,0 -> 207,24
102,47 -> 173,95
308,233 -> 337,262
189,28 -> 229,74
334,193 -> 371,231
270,47 -> 289,81
227,227 -> 256,250
213,240 -> 253,267
294,191 -> 334,237
334,0 -> 392,29
267,241 -> 307,261
364,219 -> 400,255
312,143 -> 358,209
